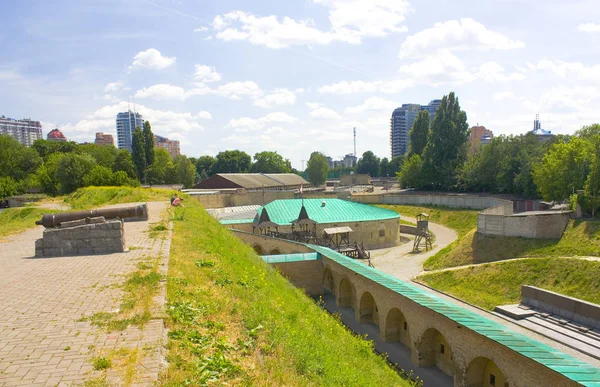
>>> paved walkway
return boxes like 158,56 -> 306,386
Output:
0,201 -> 170,386
370,216 -> 458,280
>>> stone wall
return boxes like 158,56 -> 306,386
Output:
351,193 -> 512,210
273,260 -> 324,296
478,204 -> 571,239
35,217 -> 125,258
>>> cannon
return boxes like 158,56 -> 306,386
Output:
35,204 -> 148,228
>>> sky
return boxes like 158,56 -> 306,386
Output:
1,0 -> 599,169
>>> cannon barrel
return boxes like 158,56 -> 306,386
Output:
35,204 -> 148,228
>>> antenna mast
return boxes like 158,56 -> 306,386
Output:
353,127 -> 356,157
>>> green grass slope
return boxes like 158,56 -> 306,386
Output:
161,201 -> 413,386
376,204 -> 478,237
424,220 -> 600,270
0,207 -> 57,239
65,186 -> 177,209
417,258 -> 600,310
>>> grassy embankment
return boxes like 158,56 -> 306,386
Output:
416,258 -> 600,310
161,200 -> 415,386
424,219 -> 600,270
65,186 -> 177,209
0,206 -> 57,239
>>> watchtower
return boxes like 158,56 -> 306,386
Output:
413,213 -> 432,251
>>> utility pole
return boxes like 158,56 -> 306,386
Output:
301,160 -> 306,171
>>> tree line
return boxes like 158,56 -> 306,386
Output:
0,120 -> 196,198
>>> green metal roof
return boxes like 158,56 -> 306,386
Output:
261,252 -> 320,264
257,198 -> 400,226
307,244 -> 600,386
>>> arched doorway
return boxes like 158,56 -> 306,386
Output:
359,292 -> 379,325
253,244 -> 263,255
417,328 -> 454,377
323,268 -> 334,294
465,357 -> 506,387
269,248 -> 281,255
338,278 -> 355,309
385,308 -> 410,347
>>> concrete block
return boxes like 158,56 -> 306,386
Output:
35,239 -> 44,249
93,247 -> 108,255
78,248 -> 93,255
60,219 -> 87,228
87,216 -> 106,224
44,248 -> 61,257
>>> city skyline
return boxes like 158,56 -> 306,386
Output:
2,1 -> 599,168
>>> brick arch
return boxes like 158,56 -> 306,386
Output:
338,277 -> 355,309
384,307 -> 411,348
252,244 -> 263,255
416,327 -> 456,377
465,356 -> 507,387
269,248 -> 281,255
323,267 -> 335,294
359,291 -> 379,326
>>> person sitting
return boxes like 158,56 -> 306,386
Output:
170,194 -> 177,205
172,195 -> 184,207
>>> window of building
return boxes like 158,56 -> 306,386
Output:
440,344 -> 445,354
489,374 -> 496,386
379,229 -> 385,237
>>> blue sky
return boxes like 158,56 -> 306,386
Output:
1,0 -> 599,168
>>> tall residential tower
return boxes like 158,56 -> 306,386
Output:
116,111 -> 143,152
0,116 -> 43,146
389,99 -> 442,158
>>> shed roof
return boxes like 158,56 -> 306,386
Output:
323,226 -> 353,234
193,173 -> 308,190
258,198 -> 400,225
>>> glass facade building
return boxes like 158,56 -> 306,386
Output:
116,111 -> 143,152
389,99 -> 442,158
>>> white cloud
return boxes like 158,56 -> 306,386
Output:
193,26 -> 209,32
306,102 -> 341,120
492,91 -> 514,101
193,65 -> 221,83
104,81 -> 123,92
129,48 -> 176,70
399,18 -> 525,58
578,23 -> 600,33
215,81 -> 263,99
211,0 -> 410,49
101,94 -> 120,103
345,96 -> 398,113
197,111 -> 212,120
476,62 -> 526,82
532,59 -> 600,83
228,112 -> 298,131
254,88 -> 296,108
318,79 -> 413,94
134,84 -> 187,100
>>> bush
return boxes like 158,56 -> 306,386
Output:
0,176 -> 19,199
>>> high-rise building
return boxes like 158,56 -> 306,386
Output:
0,115 -> 43,147
154,134 -> 180,158
47,128 -> 67,142
390,104 -> 421,158
343,153 -> 357,168
469,125 -> 494,153
389,99 -> 443,158
116,111 -> 143,152
95,132 -> 114,146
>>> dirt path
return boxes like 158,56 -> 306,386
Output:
370,216 -> 458,280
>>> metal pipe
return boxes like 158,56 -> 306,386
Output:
36,204 -> 147,228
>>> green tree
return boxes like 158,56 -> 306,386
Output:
397,154 -> 423,188
356,151 -> 380,177
576,123 -> 600,139
83,166 -> 115,187
196,155 -> 217,177
379,157 -> 390,177
31,139 -> 78,160
389,155 -> 404,176
131,127 -> 146,180
533,137 -> 593,201
0,135 -> 43,182
250,151 -> 292,173
174,156 -> 196,188
408,110 -> 430,157
584,136 -> 600,215
35,152 -> 66,195
56,153 -> 95,194
0,177 -> 19,199
212,150 -> 252,173
306,151 -> 329,186
78,143 -> 117,168
145,149 -> 173,184
421,92 -> 470,190
142,121 -> 155,166
113,150 -> 137,179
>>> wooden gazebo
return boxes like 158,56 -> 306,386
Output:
252,207 -> 279,236
291,204 -> 317,242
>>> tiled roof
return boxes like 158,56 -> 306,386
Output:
257,198 -> 400,225
308,245 -> 600,386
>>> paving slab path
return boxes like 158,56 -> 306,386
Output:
0,201 -> 170,387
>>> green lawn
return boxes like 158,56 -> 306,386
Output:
161,200 -> 414,386
0,207 -> 56,239
417,258 -> 600,310
376,204 -> 478,237
424,220 -> 600,270
65,186 -> 178,209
